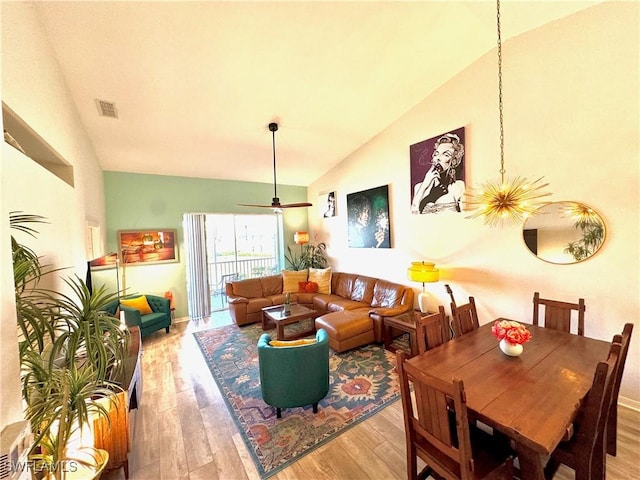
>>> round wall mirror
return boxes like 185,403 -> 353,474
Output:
522,201 -> 606,265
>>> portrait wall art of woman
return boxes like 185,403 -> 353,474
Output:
410,127 -> 466,214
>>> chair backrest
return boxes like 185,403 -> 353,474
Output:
416,306 -> 451,354
607,323 -> 634,455
258,329 -> 330,409
396,351 -> 476,479
445,284 -> 457,309
563,341 -> 620,477
533,292 -> 585,336
398,351 -> 514,479
451,297 -> 479,337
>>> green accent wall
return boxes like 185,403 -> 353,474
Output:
104,172 -> 309,318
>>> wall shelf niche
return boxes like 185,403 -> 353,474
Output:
2,101 -> 74,187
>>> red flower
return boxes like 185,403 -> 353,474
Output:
492,320 -> 531,345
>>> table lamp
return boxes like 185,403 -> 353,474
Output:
294,231 -> 309,254
294,231 -> 309,245
407,261 -> 440,313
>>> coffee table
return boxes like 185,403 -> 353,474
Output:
261,304 -> 319,341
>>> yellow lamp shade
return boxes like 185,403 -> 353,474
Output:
407,261 -> 440,283
408,261 -> 440,313
294,231 -> 310,245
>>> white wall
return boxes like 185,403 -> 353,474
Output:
1,2 -> 106,428
309,2 -> 639,404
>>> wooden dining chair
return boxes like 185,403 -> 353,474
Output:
544,340 -> 621,480
607,323 -> 634,456
451,297 -> 479,337
533,292 -> 585,336
415,305 -> 450,354
396,351 -> 514,480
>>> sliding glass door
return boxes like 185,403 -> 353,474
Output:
206,214 -> 282,310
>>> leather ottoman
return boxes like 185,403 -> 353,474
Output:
314,309 -> 374,352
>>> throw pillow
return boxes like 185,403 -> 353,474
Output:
269,338 -> 317,348
282,269 -> 308,293
298,281 -> 319,293
309,267 -> 332,294
120,295 -> 153,315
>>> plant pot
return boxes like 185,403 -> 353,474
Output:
38,448 -> 109,480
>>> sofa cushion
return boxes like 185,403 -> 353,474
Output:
265,294 -> 288,306
327,298 -> 369,312
121,295 -> 153,315
282,270 -> 308,293
334,273 -> 356,298
313,294 -> 343,313
294,292 -> 316,306
139,312 -> 167,328
261,274 -> 283,297
309,267 -> 332,294
232,278 -> 263,299
352,275 -> 376,304
246,297 -> 272,314
371,280 -> 404,308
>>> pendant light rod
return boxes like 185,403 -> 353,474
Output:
269,122 -> 279,201
496,0 -> 505,184
238,121 -> 313,210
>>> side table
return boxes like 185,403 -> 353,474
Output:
383,311 -> 419,357
94,325 -> 141,479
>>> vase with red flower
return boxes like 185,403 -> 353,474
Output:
499,338 -> 523,356
492,320 -> 531,357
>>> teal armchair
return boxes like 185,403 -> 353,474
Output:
258,329 -> 330,418
104,294 -> 172,337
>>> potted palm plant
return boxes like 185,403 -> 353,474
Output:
11,212 -> 128,479
284,241 -> 328,271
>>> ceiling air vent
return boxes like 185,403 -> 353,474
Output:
95,99 -> 118,118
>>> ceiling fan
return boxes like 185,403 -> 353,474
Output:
238,122 -> 313,211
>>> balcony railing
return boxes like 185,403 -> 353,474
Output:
209,257 -> 279,310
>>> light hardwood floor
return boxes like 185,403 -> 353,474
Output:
103,312 -> 640,480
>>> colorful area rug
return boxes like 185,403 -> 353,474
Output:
193,321 -> 402,478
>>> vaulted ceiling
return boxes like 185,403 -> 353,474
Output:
32,1 -> 602,186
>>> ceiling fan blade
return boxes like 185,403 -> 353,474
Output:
237,203 -> 279,208
237,201 -> 313,209
279,202 -> 314,208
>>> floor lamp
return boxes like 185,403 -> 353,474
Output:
407,261 -> 440,313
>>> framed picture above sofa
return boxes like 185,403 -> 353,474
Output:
347,185 -> 391,248
118,229 -> 178,265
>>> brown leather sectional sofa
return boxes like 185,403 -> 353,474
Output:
225,271 -> 414,352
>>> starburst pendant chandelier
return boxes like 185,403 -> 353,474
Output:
465,0 -> 551,227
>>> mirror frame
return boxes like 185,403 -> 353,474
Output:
522,201 -> 606,265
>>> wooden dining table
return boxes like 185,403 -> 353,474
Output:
407,320 -> 610,480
